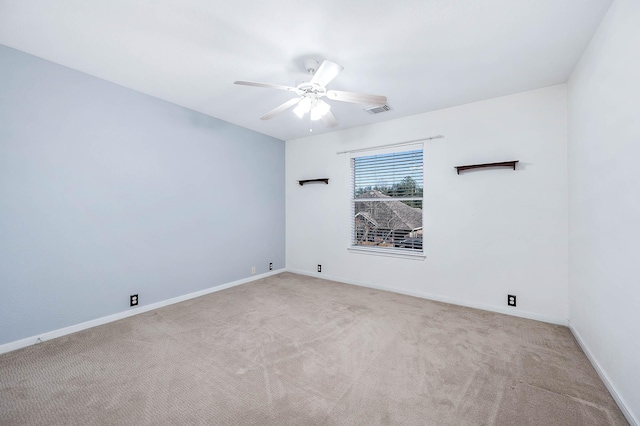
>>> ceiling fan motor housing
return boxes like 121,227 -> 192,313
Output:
304,59 -> 320,75
296,82 -> 326,98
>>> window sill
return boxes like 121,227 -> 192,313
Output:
348,246 -> 426,260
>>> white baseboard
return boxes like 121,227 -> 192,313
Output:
569,324 -> 638,426
286,268 -> 568,326
0,269 -> 284,355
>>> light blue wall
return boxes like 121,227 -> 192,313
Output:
0,45 -> 285,345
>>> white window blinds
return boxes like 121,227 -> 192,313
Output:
351,147 -> 424,253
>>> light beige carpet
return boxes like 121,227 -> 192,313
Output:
0,272 -> 627,425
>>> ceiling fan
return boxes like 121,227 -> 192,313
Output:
234,59 -> 387,128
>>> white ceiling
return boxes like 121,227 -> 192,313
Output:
0,0 -> 612,141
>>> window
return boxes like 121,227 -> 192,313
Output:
351,146 -> 423,257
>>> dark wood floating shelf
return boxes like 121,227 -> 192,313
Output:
298,178 -> 329,186
455,161 -> 519,175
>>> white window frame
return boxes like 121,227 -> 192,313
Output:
348,143 -> 425,260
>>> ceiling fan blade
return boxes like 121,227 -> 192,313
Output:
321,110 -> 338,128
260,97 -> 301,120
326,90 -> 387,106
235,81 -> 298,93
310,60 -> 344,87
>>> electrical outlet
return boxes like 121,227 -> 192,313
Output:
317,264 -> 322,273
269,262 -> 273,271
251,266 -> 256,274
130,294 -> 138,307
507,294 -> 516,307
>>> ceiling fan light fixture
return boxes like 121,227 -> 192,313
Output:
310,110 -> 322,121
310,99 -> 331,121
293,97 -> 312,118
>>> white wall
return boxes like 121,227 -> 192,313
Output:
0,45 -> 285,346
286,85 -> 568,324
568,0 -> 640,422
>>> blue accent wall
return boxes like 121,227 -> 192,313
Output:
0,44 -> 285,345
